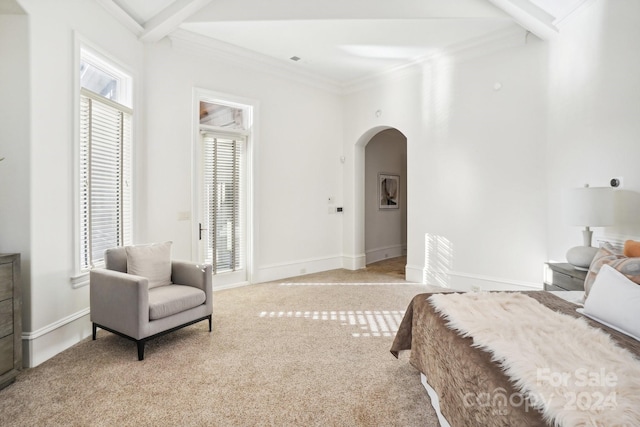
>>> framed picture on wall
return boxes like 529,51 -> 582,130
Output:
378,173 -> 400,210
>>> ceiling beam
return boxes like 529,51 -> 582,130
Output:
95,0 -> 144,35
140,0 -> 213,43
486,0 -> 559,40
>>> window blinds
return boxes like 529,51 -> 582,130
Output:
79,89 -> 132,270
202,133 -> 244,274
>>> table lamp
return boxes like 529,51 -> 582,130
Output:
565,185 -> 615,270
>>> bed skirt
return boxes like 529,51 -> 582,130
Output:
391,291 -> 640,427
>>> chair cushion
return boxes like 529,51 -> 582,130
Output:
126,242 -> 172,289
148,285 -> 206,320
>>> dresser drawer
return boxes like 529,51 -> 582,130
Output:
0,299 -> 12,339
0,262 -> 12,301
548,269 -> 584,291
0,334 -> 13,376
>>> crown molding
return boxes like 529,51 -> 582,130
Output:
342,25 -> 528,94
168,29 -> 343,94
170,25 -> 528,96
93,3 -> 543,96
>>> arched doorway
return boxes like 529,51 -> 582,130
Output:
361,128 -> 408,270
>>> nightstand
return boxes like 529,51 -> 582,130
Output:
544,262 -> 587,291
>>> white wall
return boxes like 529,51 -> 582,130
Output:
346,0 -> 640,291
15,0 -> 144,366
0,12 -> 30,333
546,0 -> 640,260
11,0 -> 344,366
142,38 -> 345,285
364,129 -> 407,264
11,0 -> 640,366
344,33 -> 549,290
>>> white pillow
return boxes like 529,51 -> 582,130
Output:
125,242 -> 172,289
579,264 -> 640,341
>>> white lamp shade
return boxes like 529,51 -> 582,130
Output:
564,187 -> 615,227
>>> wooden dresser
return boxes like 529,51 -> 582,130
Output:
0,253 -> 21,390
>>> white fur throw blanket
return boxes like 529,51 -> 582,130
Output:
428,292 -> 640,427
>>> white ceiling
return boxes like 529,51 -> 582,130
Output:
98,0 -> 587,86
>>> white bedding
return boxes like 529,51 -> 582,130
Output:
420,373 -> 452,427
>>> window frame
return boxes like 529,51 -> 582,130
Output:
71,37 -> 135,288
192,88 -> 257,287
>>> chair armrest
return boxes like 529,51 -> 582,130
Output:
171,261 -> 213,312
90,268 -> 149,339
171,261 -> 212,291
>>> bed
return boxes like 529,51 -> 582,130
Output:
390,290 -> 640,427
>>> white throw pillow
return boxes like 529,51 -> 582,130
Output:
125,242 -> 172,289
580,264 -> 640,341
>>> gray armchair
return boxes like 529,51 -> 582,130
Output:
90,246 -> 213,360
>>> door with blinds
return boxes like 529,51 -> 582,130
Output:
199,132 -> 247,286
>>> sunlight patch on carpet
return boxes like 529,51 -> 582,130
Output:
279,282 -> 416,286
258,309 -> 405,337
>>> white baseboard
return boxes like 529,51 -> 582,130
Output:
213,281 -> 250,291
255,255 -> 344,284
22,308 -> 92,368
405,264 -> 424,283
365,244 -> 406,265
413,265 -> 542,292
448,271 -> 541,292
342,253 -> 366,271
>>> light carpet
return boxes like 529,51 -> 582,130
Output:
0,260 -> 443,426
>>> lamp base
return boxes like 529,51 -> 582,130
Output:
566,246 -> 599,270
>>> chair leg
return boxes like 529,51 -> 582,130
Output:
92,323 -> 97,340
137,341 -> 145,361
208,315 -> 212,332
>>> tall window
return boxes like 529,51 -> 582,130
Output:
78,47 -> 133,271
